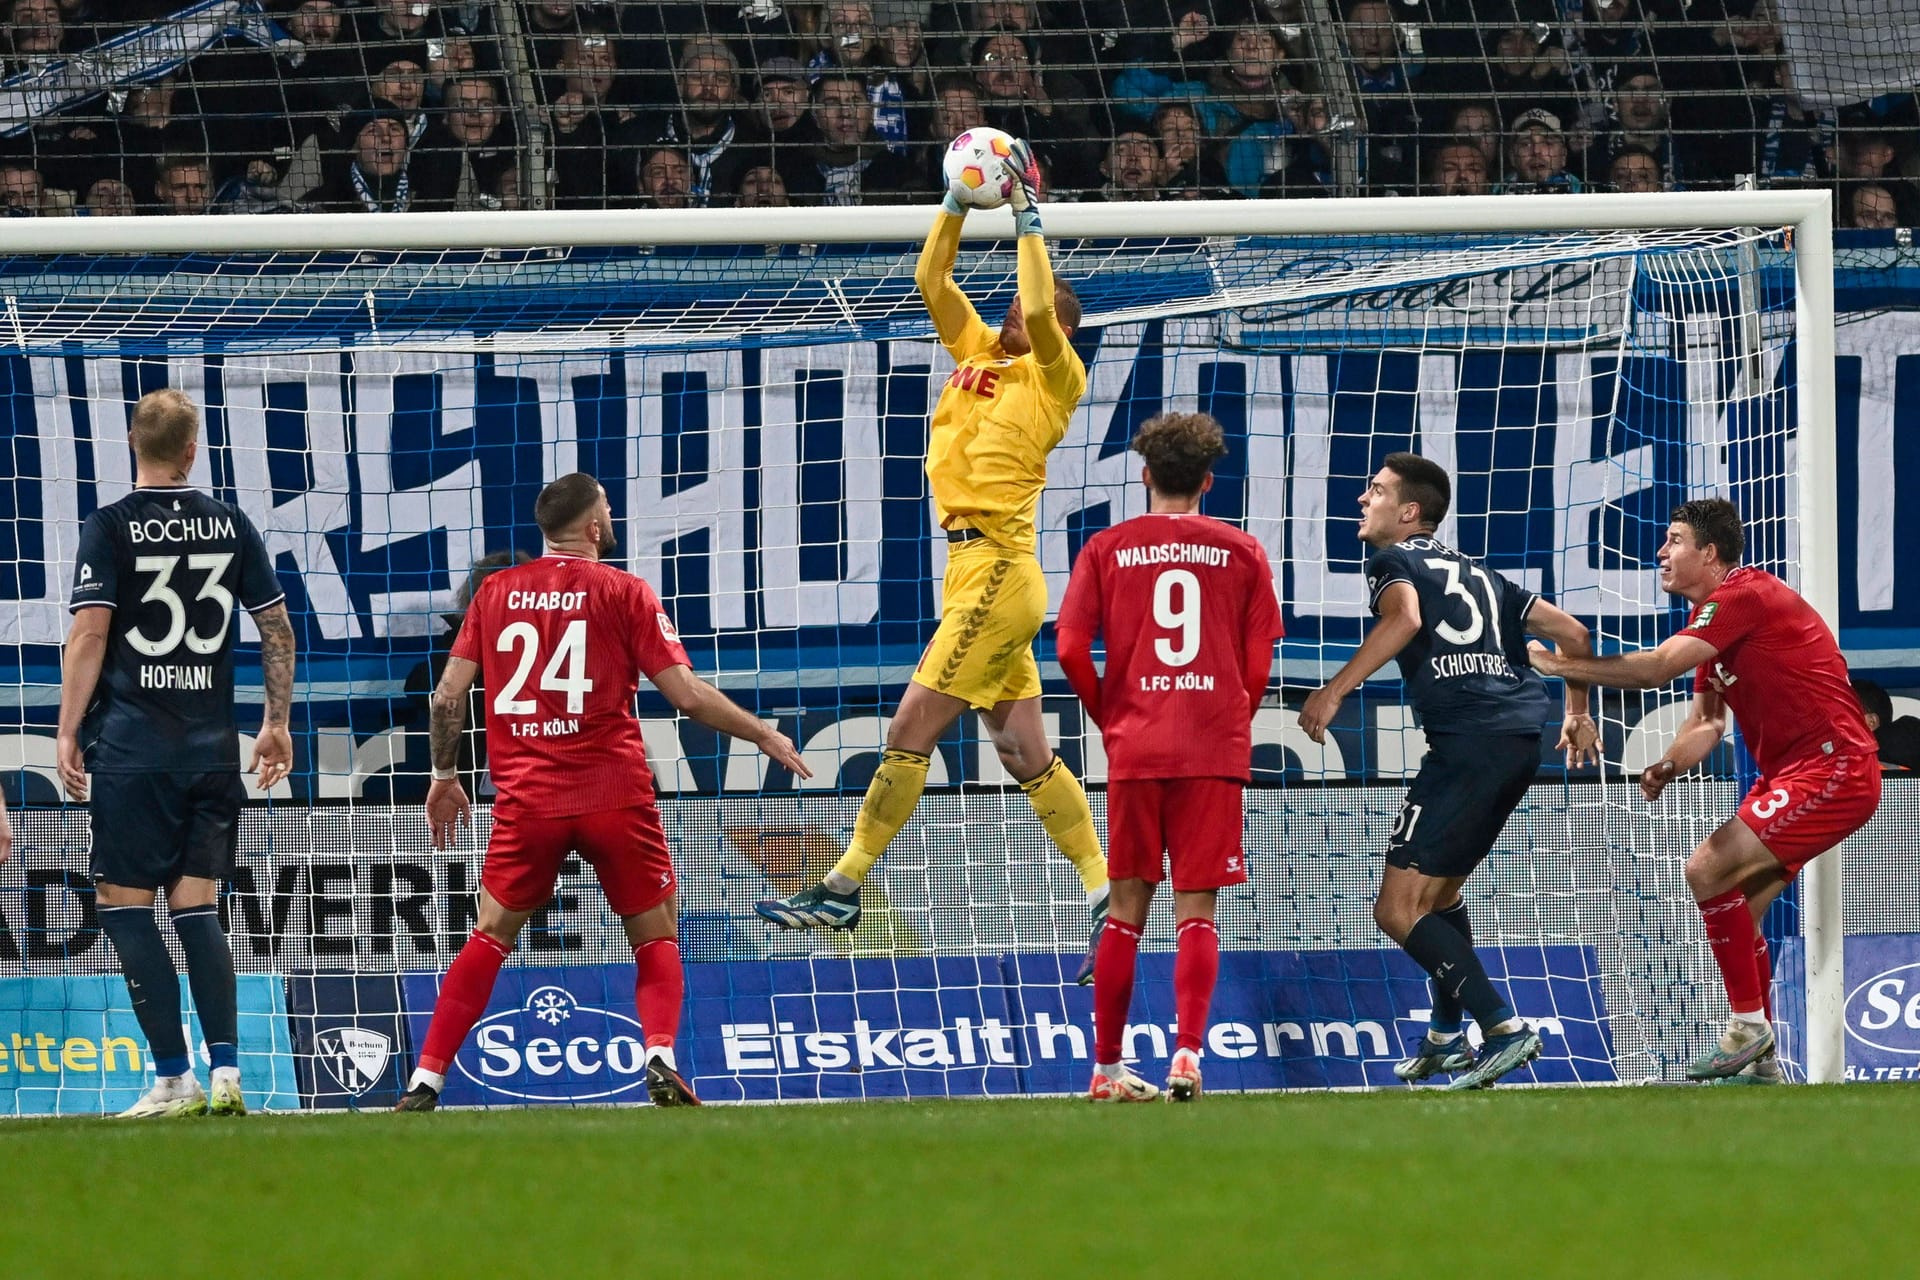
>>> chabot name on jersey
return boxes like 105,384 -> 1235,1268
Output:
505,590 -> 586,611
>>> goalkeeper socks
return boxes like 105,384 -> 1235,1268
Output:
1402,912 -> 1514,1035
1427,899 -> 1473,1035
1698,889 -> 1767,1016
1091,917 -> 1142,1065
1173,918 -> 1220,1055
419,929 -> 512,1075
1020,757 -> 1108,896
99,905 -> 190,1078
633,937 -> 684,1050
830,749 -> 931,887
172,905 -> 238,1070
1754,933 -> 1774,1022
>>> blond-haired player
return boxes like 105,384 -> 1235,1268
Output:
758,140 -> 1111,981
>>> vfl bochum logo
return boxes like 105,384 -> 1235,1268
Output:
315,1027 -> 393,1096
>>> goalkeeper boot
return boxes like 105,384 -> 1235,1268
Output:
208,1066 -> 247,1116
1393,1032 -> 1476,1083
1166,1048 -> 1203,1102
392,1082 -> 440,1112
1075,887 -> 1110,986
754,882 -> 862,931
1088,1063 -> 1160,1103
645,1056 -> 702,1108
1715,1045 -> 1784,1086
118,1074 -> 208,1119
1445,1025 -> 1543,1091
1687,1017 -> 1775,1082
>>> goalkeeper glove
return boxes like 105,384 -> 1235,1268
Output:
1004,137 -> 1043,236
941,187 -> 968,216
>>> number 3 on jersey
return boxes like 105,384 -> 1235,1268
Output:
495,619 -> 594,714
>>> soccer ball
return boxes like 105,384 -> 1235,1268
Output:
943,127 -> 1019,210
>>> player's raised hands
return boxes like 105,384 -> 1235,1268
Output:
251,723 -> 293,791
1640,757 -> 1678,803
1005,137 -> 1042,213
426,776 -> 472,850
1557,712 -> 1601,768
1297,683 -> 1344,745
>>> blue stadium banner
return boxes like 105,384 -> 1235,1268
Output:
0,974 -> 299,1115
1774,934 -> 1920,1084
396,948 -> 1615,1105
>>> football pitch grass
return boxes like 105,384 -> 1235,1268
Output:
5,1085 -> 1915,1277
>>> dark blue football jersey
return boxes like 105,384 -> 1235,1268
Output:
69,487 -> 285,773
1365,536 -> 1551,737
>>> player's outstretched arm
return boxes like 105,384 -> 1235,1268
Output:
1006,140 -> 1072,372
1298,581 -> 1421,745
426,655 -> 479,850
1525,598 -> 1600,766
1528,630 -> 1715,691
250,602 -> 296,791
915,192 -> 993,358
652,664 -> 813,780
1641,689 -> 1729,803
54,606 -> 112,802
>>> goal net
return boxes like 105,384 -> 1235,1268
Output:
0,196 -> 1839,1112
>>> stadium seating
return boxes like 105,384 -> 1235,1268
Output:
0,0 -> 1910,221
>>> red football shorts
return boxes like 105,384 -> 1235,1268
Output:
1105,777 -> 1247,891
1737,753 -> 1882,877
483,801 -> 676,917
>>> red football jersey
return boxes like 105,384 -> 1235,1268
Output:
1057,513 -> 1283,780
450,553 -> 691,817
1684,566 -> 1877,777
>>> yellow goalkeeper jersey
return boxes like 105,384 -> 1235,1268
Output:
915,209 -> 1086,555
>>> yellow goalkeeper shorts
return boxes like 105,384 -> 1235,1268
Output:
912,540 -> 1046,711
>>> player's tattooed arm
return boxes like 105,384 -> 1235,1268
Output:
255,603 -> 296,728
429,657 -> 481,774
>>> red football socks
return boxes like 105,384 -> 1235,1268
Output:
1092,918 -> 1142,1065
1754,932 -> 1774,1022
419,929 -> 513,1075
1699,890 -> 1767,1016
634,937 -> 685,1050
1174,918 -> 1220,1054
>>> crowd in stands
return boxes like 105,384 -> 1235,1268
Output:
0,0 -> 1913,224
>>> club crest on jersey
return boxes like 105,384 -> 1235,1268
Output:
1689,602 -> 1719,631
315,1026 -> 393,1096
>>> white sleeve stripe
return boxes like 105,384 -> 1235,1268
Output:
245,593 -> 288,614
68,601 -> 115,612
1368,575 -> 1413,609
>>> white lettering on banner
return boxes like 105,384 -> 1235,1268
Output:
1552,352 -> 1661,616
625,350 -> 749,629
1039,323 -> 1153,604
759,344 -> 883,628
1287,354 -> 1370,619
223,355 -> 361,641
720,1020 -> 1019,1072
799,716 -> 952,789
350,347 -> 484,633
516,354 -> 602,482
1850,315 -> 1900,612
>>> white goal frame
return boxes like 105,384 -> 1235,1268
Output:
0,190 -> 1844,1084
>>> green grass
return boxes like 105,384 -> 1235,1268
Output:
5,1087 -> 1916,1277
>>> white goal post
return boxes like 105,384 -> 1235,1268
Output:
0,190 -> 1844,1093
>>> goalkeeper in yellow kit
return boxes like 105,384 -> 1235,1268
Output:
757,139 -> 1111,982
